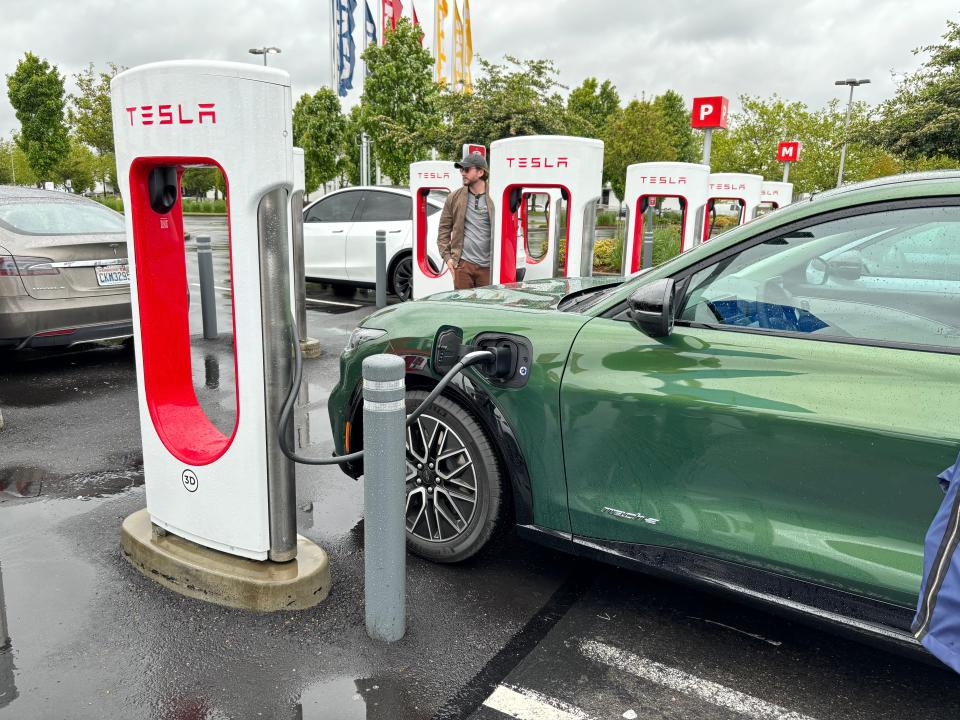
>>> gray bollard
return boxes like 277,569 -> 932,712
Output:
375,229 -> 387,309
196,235 -> 218,339
362,353 -> 406,642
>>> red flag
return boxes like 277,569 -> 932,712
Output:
412,1 -> 424,45
382,0 -> 402,42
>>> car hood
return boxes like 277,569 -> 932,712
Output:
420,276 -> 622,311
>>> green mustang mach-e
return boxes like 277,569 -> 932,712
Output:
328,171 -> 960,649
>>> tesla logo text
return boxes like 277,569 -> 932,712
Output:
182,469 -> 199,493
710,182 -> 747,191
505,157 -> 569,169
761,189 -> 783,197
636,176 -> 687,185
416,171 -> 451,179
602,506 -> 659,524
125,103 -> 217,126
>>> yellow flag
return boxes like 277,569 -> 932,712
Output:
436,0 -> 448,84
463,0 -> 473,93
453,1 -> 464,89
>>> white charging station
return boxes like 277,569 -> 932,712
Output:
411,160 -> 461,299
518,187 -> 561,282
113,61 -> 298,562
760,180 -> 794,210
622,162 -> 709,273
702,172 -> 764,242
489,136 -> 604,284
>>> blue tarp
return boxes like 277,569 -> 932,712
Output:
913,451 -> 960,673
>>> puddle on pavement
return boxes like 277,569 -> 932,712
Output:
297,675 -> 428,720
0,465 -> 143,503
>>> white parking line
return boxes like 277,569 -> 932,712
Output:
580,640 -> 818,720
482,684 -> 594,720
189,282 -> 232,293
304,297 -> 363,308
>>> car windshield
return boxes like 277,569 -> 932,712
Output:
0,200 -> 125,235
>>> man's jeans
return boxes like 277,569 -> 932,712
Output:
453,260 -> 491,289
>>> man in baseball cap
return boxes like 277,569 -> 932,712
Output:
438,152 -> 495,289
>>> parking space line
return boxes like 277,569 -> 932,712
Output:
189,282 -> 232,293
580,640 -> 818,720
304,297 -> 364,308
482,684 -> 593,720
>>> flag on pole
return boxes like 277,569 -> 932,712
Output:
382,0 -> 403,42
364,0 -> 377,76
412,1 -> 425,45
453,0 -> 464,89
463,0 -> 473,93
435,0 -> 449,84
335,0 -> 358,97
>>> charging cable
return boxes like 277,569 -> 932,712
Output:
277,322 -> 495,466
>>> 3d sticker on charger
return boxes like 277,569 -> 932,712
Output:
182,469 -> 199,493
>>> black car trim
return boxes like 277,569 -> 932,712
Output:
516,524 -> 921,650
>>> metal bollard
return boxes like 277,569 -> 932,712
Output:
362,354 -> 406,642
642,208 -> 655,270
196,235 -> 218,339
375,229 -> 387,309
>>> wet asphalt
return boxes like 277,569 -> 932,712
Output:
1,216 -> 958,720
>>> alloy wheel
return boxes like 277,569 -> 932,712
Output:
393,256 -> 413,301
405,414 -> 478,542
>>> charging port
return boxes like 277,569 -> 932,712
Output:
473,332 -> 533,388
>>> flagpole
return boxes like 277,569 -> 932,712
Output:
449,0 -> 455,91
433,0 -> 438,82
330,0 -> 338,93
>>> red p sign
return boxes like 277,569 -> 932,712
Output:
463,143 -> 486,158
691,96 -> 729,129
777,141 -> 802,163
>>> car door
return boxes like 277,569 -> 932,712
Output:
560,200 -> 960,608
345,190 -> 411,283
302,190 -> 362,280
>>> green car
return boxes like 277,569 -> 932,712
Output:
329,171 -> 960,649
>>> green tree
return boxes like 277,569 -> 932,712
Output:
653,90 -> 699,163
566,77 -> 620,138
0,137 -> 38,186
338,104 -> 364,186
68,63 -> 122,156
435,56 -> 569,156
292,87 -> 346,194
602,100 -> 677,199
6,52 -> 71,184
361,17 -> 439,183
879,19 -> 960,160
53,139 -> 98,193
180,168 -> 218,199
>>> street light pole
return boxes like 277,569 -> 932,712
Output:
835,77 -> 870,188
248,46 -> 282,66
8,132 -> 14,185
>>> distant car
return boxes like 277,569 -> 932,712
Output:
0,186 -> 132,351
302,185 -> 524,302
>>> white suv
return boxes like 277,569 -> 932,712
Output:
302,186 -> 443,301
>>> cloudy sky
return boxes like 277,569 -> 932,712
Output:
1,0 -> 957,139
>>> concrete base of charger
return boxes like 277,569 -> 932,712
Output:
120,508 -> 331,611
300,338 -> 322,359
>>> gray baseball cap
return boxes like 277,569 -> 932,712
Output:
454,152 -> 488,171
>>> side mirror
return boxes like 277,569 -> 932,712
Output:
627,278 -> 675,338
827,250 -> 864,280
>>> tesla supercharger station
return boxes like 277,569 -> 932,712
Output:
490,135 -> 604,284
761,180 -> 794,210
112,61 -> 298,562
622,162 -> 709,273
702,172 -> 764,242
411,160 -> 461,299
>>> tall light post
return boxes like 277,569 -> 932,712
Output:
248,46 -> 282,66
7,131 -> 14,185
835,78 -> 870,188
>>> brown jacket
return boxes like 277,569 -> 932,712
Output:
437,185 -> 496,267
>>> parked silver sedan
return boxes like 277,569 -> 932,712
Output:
0,186 -> 132,350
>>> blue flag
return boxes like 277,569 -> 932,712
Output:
364,0 -> 377,76
335,0 -> 358,97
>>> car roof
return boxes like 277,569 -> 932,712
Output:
307,185 -> 445,206
810,170 -> 960,202
0,185 -> 94,204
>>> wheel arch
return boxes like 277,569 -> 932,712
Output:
387,249 -> 412,296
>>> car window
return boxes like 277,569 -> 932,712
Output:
305,191 -> 362,223
356,191 -> 412,222
677,204 -> 960,350
0,200 -> 124,235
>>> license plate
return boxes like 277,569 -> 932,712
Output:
96,263 -> 130,287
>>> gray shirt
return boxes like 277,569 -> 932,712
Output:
461,191 -> 492,267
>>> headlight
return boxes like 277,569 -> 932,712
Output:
346,327 -> 387,351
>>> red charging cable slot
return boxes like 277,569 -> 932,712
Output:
500,184 -> 571,283
129,157 -> 239,466
416,188 -> 447,278
631,194 -> 688,273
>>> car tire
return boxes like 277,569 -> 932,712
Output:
390,254 -> 413,301
332,284 -> 356,298
403,389 -> 508,563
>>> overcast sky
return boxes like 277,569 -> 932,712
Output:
1,0 -> 957,140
